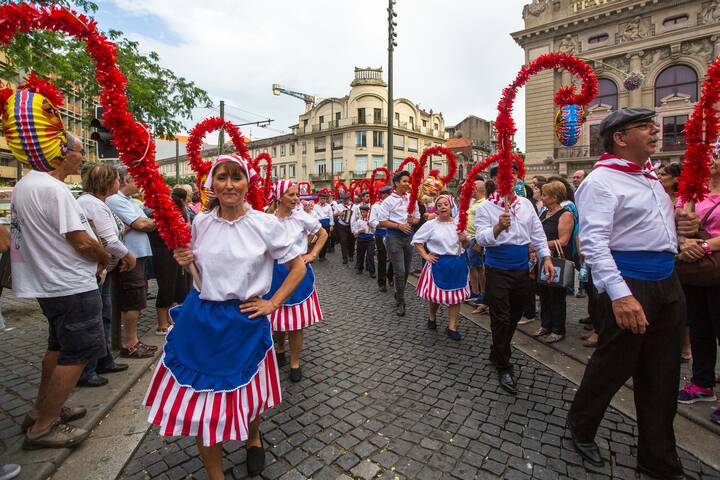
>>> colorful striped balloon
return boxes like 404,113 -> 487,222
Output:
555,104 -> 586,147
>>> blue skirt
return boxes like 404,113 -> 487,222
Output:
264,261 -> 315,306
164,290 -> 272,392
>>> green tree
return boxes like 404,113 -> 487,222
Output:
0,0 -> 212,137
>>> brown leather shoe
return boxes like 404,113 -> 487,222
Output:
120,342 -> 156,358
583,333 -> 598,348
23,420 -> 90,450
21,406 -> 87,432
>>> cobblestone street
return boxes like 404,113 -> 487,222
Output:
118,253 -> 720,480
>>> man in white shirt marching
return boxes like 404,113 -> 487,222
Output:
312,191 -> 334,261
567,108 -> 689,478
377,170 -> 420,316
333,194 -> 355,264
369,185 -> 394,292
474,181 -> 554,395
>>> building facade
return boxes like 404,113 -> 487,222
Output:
445,115 -> 497,185
248,67 -> 448,189
513,0 -> 720,176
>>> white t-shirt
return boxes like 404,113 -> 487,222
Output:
11,171 -> 98,298
77,194 -> 128,260
192,208 -> 297,302
411,219 -> 464,256
277,209 -> 321,260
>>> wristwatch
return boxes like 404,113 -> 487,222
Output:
701,241 -> 713,255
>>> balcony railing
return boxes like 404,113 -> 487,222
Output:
309,173 -> 331,181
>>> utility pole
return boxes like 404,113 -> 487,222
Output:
218,100 -> 225,155
387,0 -> 397,171
175,137 -> 180,184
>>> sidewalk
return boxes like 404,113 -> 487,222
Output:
0,283 -> 162,479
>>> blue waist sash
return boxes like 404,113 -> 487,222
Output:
358,233 -> 374,241
611,250 -> 675,281
431,255 -> 469,290
319,218 -> 331,228
484,244 -> 529,271
375,228 -> 387,238
164,289 -> 272,392
386,227 -> 410,237
263,261 -> 314,305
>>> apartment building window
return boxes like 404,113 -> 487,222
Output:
335,111 -> 341,127
290,143 -> 295,155
271,146 -> 277,157
655,65 -> 698,106
591,78 -> 618,110
319,115 -> 324,125
372,155 -> 384,169
589,124 -> 603,156
332,133 -> 343,150
315,159 -> 326,175
663,15 -> 688,27
422,119 -> 427,127
301,142 -> 307,154
272,166 -> 277,179
280,145 -> 286,157
408,137 -> 418,153
434,122 -> 439,131
393,157 -> 403,171
356,131 -> 367,147
358,108 -> 366,124
279,165 -> 286,178
662,115 -> 688,151
314,137 -> 326,152
393,134 -> 404,150
333,157 -> 343,173
409,116 -> 414,130
356,155 -> 368,174
289,163 -> 296,178
303,119 -> 308,128
395,112 -> 400,125
373,131 -> 384,148
373,108 -> 382,123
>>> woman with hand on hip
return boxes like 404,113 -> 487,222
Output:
265,180 -> 328,382
413,194 -> 471,340
143,155 -> 305,479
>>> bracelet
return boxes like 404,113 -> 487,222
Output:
702,241 -> 713,255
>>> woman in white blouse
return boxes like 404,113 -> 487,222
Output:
145,155 -> 305,479
412,194 -> 470,340
76,164 -> 136,386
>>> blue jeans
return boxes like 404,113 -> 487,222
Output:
80,279 -> 115,380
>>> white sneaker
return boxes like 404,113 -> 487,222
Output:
0,464 -> 21,480
0,309 -> 5,331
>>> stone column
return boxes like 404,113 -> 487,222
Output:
626,51 -> 644,106
712,35 -> 720,59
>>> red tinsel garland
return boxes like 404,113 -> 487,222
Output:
0,3 -> 191,248
678,56 -> 720,205
252,152 -> 273,205
369,167 -> 390,203
457,53 -> 597,232
408,146 -> 458,215
297,181 -> 311,196
186,117 -> 249,192
334,181 -> 348,200
394,156 -> 418,174
18,71 -> 65,107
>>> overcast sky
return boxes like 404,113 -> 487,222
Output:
95,0 -> 529,149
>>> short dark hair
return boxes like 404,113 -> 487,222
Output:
393,170 -> 410,184
485,180 -> 496,198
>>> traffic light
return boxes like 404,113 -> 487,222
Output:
90,106 -> 118,160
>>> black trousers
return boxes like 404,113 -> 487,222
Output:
385,234 -> 413,305
684,285 -> 720,388
485,266 -> 530,372
337,224 -> 353,261
538,284 -> 567,335
319,225 -> 332,259
524,279 -> 537,318
569,273 -> 685,476
375,235 -> 393,287
356,236 -> 375,274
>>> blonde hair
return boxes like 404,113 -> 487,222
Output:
82,164 -> 118,196
542,181 -> 567,203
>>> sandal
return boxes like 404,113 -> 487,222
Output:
542,333 -> 564,344
472,305 -> 489,315
531,327 -> 551,338
120,342 -> 156,359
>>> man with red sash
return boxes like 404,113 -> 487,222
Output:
568,108 -> 691,479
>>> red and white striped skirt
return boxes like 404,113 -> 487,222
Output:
143,348 -> 281,447
416,262 -> 471,305
269,288 -> 323,332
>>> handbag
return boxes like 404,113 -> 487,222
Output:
538,239 -> 575,289
676,200 -> 720,287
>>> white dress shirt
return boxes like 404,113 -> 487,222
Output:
278,209 -> 321,260
312,203 -> 334,226
474,196 -> 551,259
576,165 -> 677,301
411,219 -> 464,256
192,209 -> 297,302
334,203 -> 353,226
376,192 -> 421,225
351,214 -> 375,236
368,201 -> 384,230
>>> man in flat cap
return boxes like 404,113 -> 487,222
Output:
312,191 -> 334,261
567,107 -> 695,478
369,185 -> 394,292
334,193 -> 355,264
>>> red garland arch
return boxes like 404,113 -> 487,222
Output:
394,156 -> 419,175
678,56 -> 720,206
369,167 -> 390,204
186,117 -> 249,191
0,4 -> 190,247
333,181 -> 348,201
457,53 -> 598,232
251,152 -> 273,206
407,146 -> 458,215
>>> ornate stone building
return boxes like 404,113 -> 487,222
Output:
248,67 -> 448,189
513,0 -> 720,176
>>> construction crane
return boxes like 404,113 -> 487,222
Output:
272,83 -> 319,112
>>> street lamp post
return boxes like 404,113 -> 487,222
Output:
387,0 -> 397,171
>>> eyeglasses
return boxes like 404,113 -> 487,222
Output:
621,121 -> 660,132
68,147 -> 86,155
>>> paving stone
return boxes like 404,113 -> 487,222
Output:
350,460 -> 381,480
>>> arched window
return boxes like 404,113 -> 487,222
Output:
655,65 -> 698,106
591,78 -> 618,110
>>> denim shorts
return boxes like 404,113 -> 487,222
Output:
466,239 -> 484,269
37,289 -> 106,366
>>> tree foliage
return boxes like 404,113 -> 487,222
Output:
0,0 -> 212,137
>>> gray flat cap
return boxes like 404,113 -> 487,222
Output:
599,107 -> 656,136
379,185 -> 392,194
